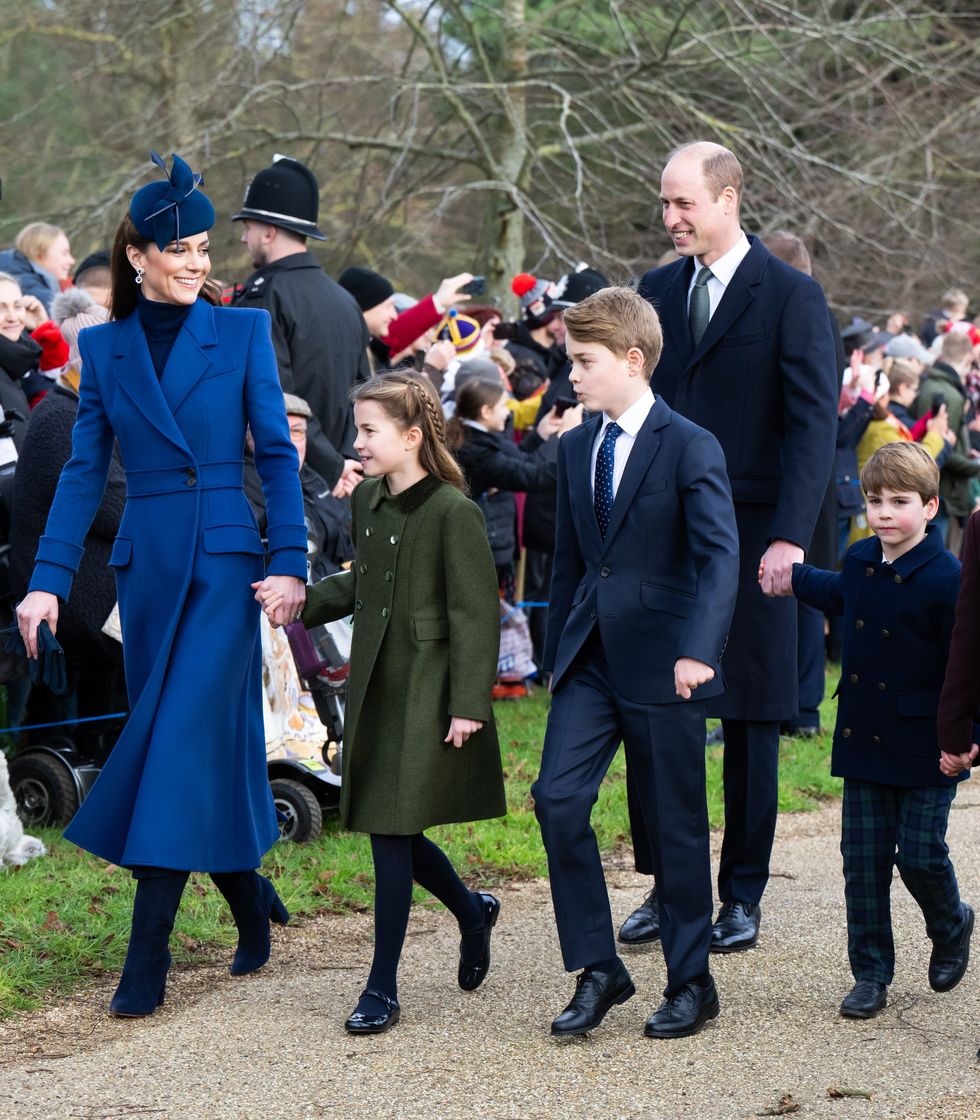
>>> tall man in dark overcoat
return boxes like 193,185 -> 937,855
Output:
623,142 -> 839,952
232,156 -> 370,495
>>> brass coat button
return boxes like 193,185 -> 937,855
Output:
865,566 -> 875,576
894,573 -> 903,584
855,620 -> 864,629
849,673 -> 859,684
842,728 -> 852,738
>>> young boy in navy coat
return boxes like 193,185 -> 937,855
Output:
532,287 -> 739,1039
766,442 -> 972,1019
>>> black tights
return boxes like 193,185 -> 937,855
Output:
363,833 -> 483,1007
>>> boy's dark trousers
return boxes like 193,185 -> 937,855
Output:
532,631 -> 713,996
842,778 -> 964,984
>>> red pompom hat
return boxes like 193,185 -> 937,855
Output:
511,272 -> 556,323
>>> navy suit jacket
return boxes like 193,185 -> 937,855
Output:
793,525 -> 963,787
544,395 -> 739,705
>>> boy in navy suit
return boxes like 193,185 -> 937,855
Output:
532,287 -> 739,1038
765,442 -> 972,1019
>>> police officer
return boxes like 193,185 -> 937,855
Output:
233,156 -> 369,495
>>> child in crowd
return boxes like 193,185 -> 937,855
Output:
447,376 -> 580,585
763,442 -> 972,1020
260,372 -> 505,1035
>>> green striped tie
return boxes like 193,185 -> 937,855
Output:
689,266 -> 713,346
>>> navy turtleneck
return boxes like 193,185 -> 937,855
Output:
137,290 -> 192,378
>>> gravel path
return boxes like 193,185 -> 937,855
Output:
3,785 -> 980,1120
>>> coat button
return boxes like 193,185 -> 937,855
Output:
390,535 -> 398,545
365,527 -> 373,537
382,607 -> 390,618
865,566 -> 874,576
359,563 -> 368,574
894,573 -> 903,584
878,682 -> 886,691
600,566 -> 610,577
872,735 -> 881,744
849,673 -> 859,684
355,599 -> 363,610
882,629 -> 890,638
842,728 -> 852,737
385,571 -> 393,582
185,467 -> 197,487
855,619 -> 864,629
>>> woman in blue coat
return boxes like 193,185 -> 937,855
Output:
16,153 -> 308,1017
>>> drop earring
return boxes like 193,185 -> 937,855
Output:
134,267 -> 144,285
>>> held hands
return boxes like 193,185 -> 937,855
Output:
445,716 -> 483,749
15,591 -> 59,659
758,540 -> 804,597
674,657 -> 715,699
252,576 -> 307,628
331,459 -> 364,499
940,745 -> 979,778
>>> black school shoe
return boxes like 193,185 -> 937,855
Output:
644,976 -> 720,1039
929,902 -> 975,993
458,892 -> 501,991
344,990 -> 401,1034
840,980 -> 887,1019
551,960 -> 635,1036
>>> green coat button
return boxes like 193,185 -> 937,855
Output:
365,527 -> 373,537
355,599 -> 363,610
382,607 -> 390,618
385,571 -> 393,581
359,563 -> 368,574
390,535 -> 399,545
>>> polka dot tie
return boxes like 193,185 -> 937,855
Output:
593,421 -> 622,539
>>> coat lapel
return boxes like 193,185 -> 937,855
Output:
111,313 -> 191,456
572,415 -> 603,552
661,259 -> 694,367
159,298 -> 219,417
602,397 -> 668,548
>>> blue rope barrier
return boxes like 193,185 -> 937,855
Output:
0,711 -> 128,736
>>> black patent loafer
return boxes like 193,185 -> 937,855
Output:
618,887 -> 660,945
644,975 -> 720,1039
551,960 -> 635,1037
929,902 -> 974,993
344,989 -> 401,1035
710,901 -> 761,953
458,892 -> 500,992
840,980 -> 887,1019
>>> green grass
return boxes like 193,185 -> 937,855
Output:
0,679 -> 842,1016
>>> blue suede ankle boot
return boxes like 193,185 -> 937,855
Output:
210,871 -> 290,976
110,871 -> 189,1018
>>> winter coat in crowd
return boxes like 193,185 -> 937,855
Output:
452,425 -> 558,569
0,249 -> 58,313
503,321 -> 566,384
912,362 -> 980,518
0,332 -> 38,451
233,252 -> 371,487
10,382 -> 126,644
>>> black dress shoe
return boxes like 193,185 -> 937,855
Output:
458,892 -> 500,991
840,980 -> 887,1019
929,902 -> 974,993
344,989 -> 401,1034
644,975 -> 720,1039
618,887 -> 660,945
551,961 -> 635,1037
710,901 -> 761,953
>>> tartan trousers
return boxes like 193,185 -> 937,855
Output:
841,778 -> 964,985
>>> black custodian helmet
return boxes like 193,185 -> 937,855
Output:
232,154 -> 326,240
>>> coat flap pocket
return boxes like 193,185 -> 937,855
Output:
203,525 -> 266,555
897,689 -> 941,718
720,327 -> 770,348
415,616 -> 449,641
639,583 -> 691,618
201,366 -> 237,382
108,537 -> 133,568
636,477 -> 668,499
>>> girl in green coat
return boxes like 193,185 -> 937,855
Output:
259,372 -> 505,1035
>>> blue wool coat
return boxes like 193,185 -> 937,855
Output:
29,300 -> 307,871
792,525 -> 963,787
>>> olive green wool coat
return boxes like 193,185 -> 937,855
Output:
301,473 -> 506,834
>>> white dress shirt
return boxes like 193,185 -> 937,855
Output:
590,388 -> 656,499
686,231 -> 751,320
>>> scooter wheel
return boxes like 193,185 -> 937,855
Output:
9,752 -> 79,826
270,779 -> 322,843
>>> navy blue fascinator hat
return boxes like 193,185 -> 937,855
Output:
130,152 -> 215,251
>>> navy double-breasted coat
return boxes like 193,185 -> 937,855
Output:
29,299 -> 308,871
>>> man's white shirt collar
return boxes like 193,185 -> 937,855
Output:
693,231 -> 750,290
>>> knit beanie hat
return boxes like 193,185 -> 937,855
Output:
30,320 -> 69,372
51,288 -> 109,369
511,272 -> 556,324
438,309 -> 483,356
338,266 -> 396,312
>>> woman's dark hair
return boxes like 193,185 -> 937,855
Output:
350,371 -> 466,491
446,377 -> 505,449
109,212 -> 221,321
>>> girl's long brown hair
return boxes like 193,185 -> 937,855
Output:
109,212 -> 221,321
351,371 -> 465,491
445,376 -> 505,449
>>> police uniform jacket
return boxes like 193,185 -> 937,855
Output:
234,251 -> 371,487
792,524 -> 963,787
301,474 -> 505,835
29,300 -> 308,870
